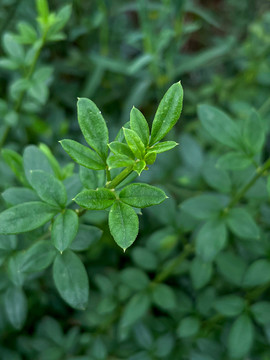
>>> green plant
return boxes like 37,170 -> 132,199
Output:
0,82 -> 183,312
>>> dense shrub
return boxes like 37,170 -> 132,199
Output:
1,0 -> 270,359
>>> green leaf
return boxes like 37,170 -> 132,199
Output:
147,141 -> 178,154
70,224 -> 102,251
216,251 -> 247,286
213,295 -> 245,317
107,155 -> 135,169
196,219 -> 227,261
109,201 -> 139,250
77,98 -> 109,160
243,109 -> 265,154
2,149 -> 28,186
216,152 -> 252,170
123,128 -> 145,159
29,170 -> 67,208
60,139 -> 105,170
3,33 -> 24,60
79,167 -> 105,190
39,143 -> 62,179
131,247 -> 158,271
133,160 -> 146,175
120,293 -> 150,328
0,202 -> 58,234
198,104 -> 240,148
23,145 -> 53,186
52,210 -> 79,253
74,188 -> 116,210
202,157 -> 231,193
130,107 -> 149,146
2,187 -> 39,205
4,287 -> 27,330
226,208 -> 260,240
181,194 -> 225,220
243,259 -> 270,287
177,317 -> 200,338
190,257 -> 213,290
228,314 -> 254,358
150,82 -> 183,145
251,302 -> 270,325
108,141 -> 135,159
152,283 -> 177,310
120,267 -> 149,291
53,250 -> 89,310
144,152 -> 157,165
18,240 -> 56,273
120,183 -> 167,208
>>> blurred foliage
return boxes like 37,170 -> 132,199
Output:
1,0 -> 270,359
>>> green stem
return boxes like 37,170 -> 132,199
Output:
106,166 -> 134,189
153,243 -> 194,283
225,157 -> 270,210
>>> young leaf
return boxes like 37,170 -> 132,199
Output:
226,208 -> 260,240
147,141 -> 178,154
53,250 -> 89,310
29,170 -> 67,208
150,82 -> 183,145
74,188 -> 116,210
108,141 -> 135,159
0,202 -> 58,234
130,107 -> 149,146
2,187 -> 39,205
60,139 -> 105,170
109,201 -> 139,250
123,128 -> 145,159
52,210 -> 79,253
196,219 -> 227,261
133,160 -> 146,175
216,151 -> 252,170
228,314 -> 254,358
119,183 -> 167,208
243,109 -> 265,155
4,287 -> 27,330
107,155 -> 135,169
77,98 -> 109,160
145,152 -> 156,165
